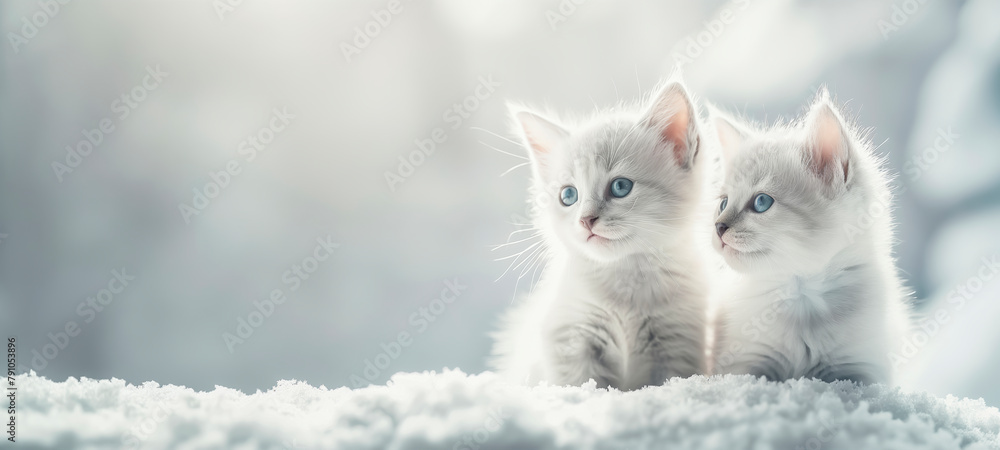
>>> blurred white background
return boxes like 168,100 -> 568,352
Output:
2,0 -> 999,404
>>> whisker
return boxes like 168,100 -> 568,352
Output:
495,245 -> 541,282
500,162 -> 531,177
494,241 -> 541,262
517,246 -> 546,280
471,127 -> 526,150
478,140 -> 528,161
511,245 -> 542,271
528,250 -> 547,292
507,227 -> 540,237
491,233 -> 542,251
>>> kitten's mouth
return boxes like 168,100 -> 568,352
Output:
719,238 -> 767,257
586,233 -> 609,243
720,241 -> 745,253
718,236 -> 751,254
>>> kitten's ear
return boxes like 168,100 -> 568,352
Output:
643,81 -> 700,170
803,93 -> 852,186
708,106 -> 749,161
513,109 -> 569,171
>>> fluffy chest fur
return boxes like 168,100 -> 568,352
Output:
715,260 -> 893,383
539,254 -> 707,390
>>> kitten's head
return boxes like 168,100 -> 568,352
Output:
711,91 -> 873,274
513,81 -> 704,263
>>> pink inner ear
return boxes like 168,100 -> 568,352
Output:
811,109 -> 849,181
660,104 -> 690,166
524,132 -> 550,155
714,117 -> 744,161
516,111 -> 566,161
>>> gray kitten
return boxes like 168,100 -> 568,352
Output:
490,80 -> 712,390
710,91 -> 912,384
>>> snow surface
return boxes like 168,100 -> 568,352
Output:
17,370 -> 1000,450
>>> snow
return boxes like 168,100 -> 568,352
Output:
18,370 -> 1000,449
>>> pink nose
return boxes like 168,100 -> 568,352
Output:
716,222 -> 729,238
581,216 -> 598,231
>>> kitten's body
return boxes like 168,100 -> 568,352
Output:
491,82 -> 711,389
713,240 -> 910,383
495,221 -> 708,389
710,93 -> 911,384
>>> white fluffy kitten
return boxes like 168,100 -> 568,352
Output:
710,91 -> 911,384
490,81 -> 711,390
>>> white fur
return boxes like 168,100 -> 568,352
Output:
709,91 -> 912,385
490,81 -> 712,390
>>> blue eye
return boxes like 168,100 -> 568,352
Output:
753,193 -> 774,213
560,186 -> 578,206
610,178 -> 633,198
720,197 -> 728,213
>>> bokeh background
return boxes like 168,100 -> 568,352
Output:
3,0 -> 999,404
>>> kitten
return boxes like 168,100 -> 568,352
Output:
709,90 -> 911,384
490,81 -> 711,390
